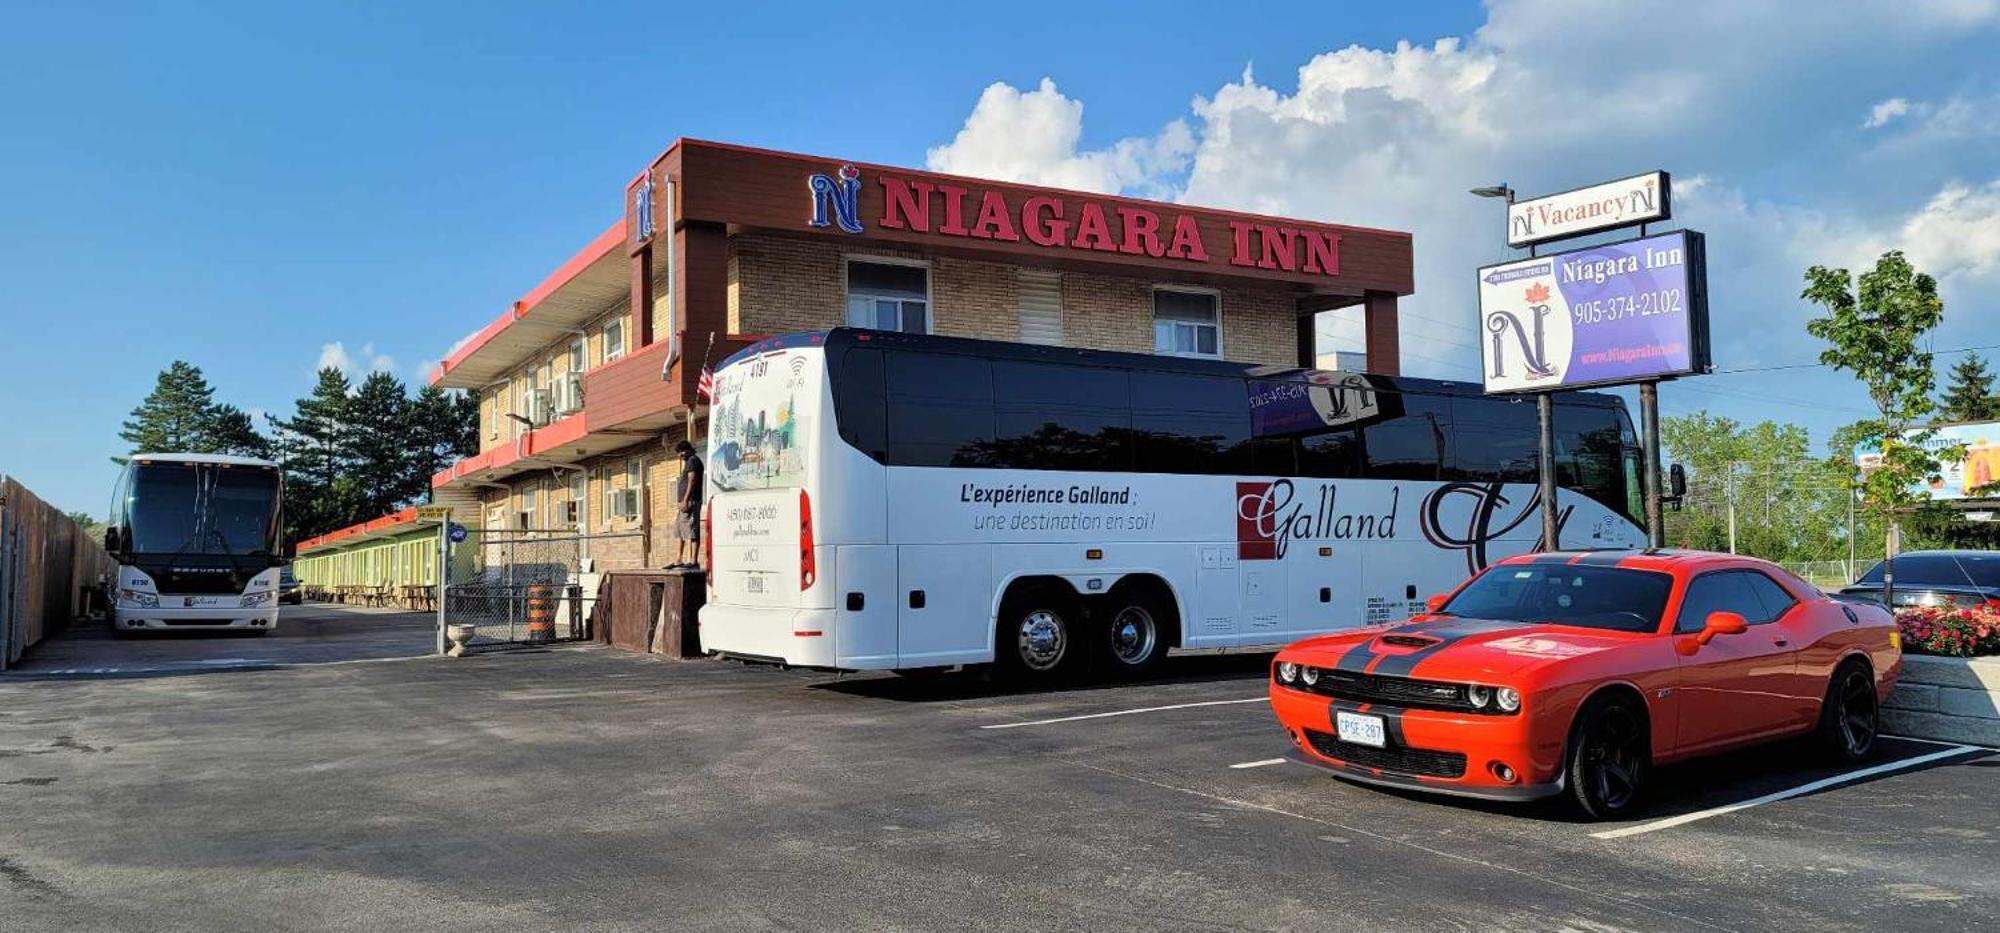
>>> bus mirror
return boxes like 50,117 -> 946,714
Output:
1669,463 -> 1687,498
102,527 -> 119,554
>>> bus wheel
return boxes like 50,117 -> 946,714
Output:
998,587 -> 1078,682
1099,592 -> 1168,678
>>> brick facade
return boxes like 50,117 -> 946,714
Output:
727,232 -> 1298,364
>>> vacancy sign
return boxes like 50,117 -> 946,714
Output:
1506,172 -> 1670,248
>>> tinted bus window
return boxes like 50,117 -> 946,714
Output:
988,362 -> 1132,471
832,347 -> 886,459
1362,391 -> 1453,480
1130,371 -> 1249,475
886,351 -> 995,467
1297,424 -> 1361,478
1452,396 -> 1540,484
1555,402 -> 1628,518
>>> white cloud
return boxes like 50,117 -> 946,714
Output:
1865,97 -> 1911,128
925,78 -> 1193,198
316,341 -> 397,381
925,0 -> 2000,434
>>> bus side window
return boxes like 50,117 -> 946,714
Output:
833,347 -> 886,460
885,350 -> 995,468
1360,391 -> 1453,481
1451,395 -> 1539,484
990,361 -> 1132,472
1130,371 -> 1249,476
1555,401 -> 1628,517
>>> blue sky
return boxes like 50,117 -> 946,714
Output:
4,1 -> 1998,516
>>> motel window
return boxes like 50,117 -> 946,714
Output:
568,337 -> 586,374
605,315 -> 626,362
846,259 -> 930,334
1153,288 -> 1220,358
519,484 -> 538,531
567,472 -> 586,528
485,394 -> 498,440
1017,270 -> 1062,346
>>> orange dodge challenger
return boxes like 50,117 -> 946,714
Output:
1269,550 -> 1901,819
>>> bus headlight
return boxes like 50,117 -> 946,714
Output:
1496,687 -> 1522,713
240,592 -> 272,608
1276,661 -> 1300,684
119,589 -> 160,608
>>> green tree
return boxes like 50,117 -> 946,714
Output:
407,385 -> 478,503
117,361 -> 219,462
1938,352 -> 2000,423
1803,250 -> 1952,556
272,368 -> 357,538
346,371 -> 414,518
200,404 -> 274,459
1661,411 -> 1854,562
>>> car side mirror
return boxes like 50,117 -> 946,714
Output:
1697,610 -> 1748,645
1425,594 -> 1450,614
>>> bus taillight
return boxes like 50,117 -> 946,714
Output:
702,501 -> 714,585
799,488 -> 816,591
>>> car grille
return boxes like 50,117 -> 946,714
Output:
1303,729 -> 1467,778
1297,669 -> 1481,713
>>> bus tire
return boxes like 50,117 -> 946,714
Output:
1098,588 -> 1171,679
997,584 -> 1080,683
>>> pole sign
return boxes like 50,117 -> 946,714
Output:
416,505 -> 453,523
1478,229 -> 1710,394
1507,172 -> 1669,249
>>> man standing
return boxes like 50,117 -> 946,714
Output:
672,440 -> 704,569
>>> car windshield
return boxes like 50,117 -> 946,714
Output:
1440,563 -> 1674,633
1856,554 -> 2000,589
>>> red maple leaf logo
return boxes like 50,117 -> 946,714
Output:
1524,282 -> 1551,304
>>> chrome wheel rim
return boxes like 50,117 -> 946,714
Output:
1018,610 -> 1067,672
1838,670 -> 1878,756
1109,606 -> 1158,666
1583,707 -> 1644,811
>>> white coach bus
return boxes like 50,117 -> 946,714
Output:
699,329 -> 1646,680
105,453 -> 286,634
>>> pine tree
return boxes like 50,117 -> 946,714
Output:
346,371 -> 414,518
272,367 -> 355,535
117,361 -> 219,461
1939,352 -> 2000,423
201,404 -> 274,459
407,385 -> 478,504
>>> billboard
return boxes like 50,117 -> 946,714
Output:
1856,422 -> 2000,501
1507,172 -> 1670,248
1477,229 -> 1711,395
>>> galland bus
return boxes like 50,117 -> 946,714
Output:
699,329 -> 1646,680
106,454 -> 285,634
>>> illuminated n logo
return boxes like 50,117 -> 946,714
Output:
808,164 -> 864,234
633,173 -> 655,243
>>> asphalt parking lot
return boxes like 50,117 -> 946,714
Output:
1,606 -> 1994,931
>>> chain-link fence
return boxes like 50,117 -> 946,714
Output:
442,530 -> 643,651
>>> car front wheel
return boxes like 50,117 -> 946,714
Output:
1566,695 -> 1649,820
1817,660 -> 1879,762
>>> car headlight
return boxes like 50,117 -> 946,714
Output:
1300,666 -> 1320,686
1466,685 -> 1492,709
240,592 -> 272,608
1496,687 -> 1522,713
1276,661 -> 1299,684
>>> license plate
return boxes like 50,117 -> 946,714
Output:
184,596 -> 218,608
1335,710 -> 1386,748
743,575 -> 766,594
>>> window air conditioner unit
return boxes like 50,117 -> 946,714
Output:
557,374 -> 584,415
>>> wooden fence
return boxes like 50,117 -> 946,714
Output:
1,475 -> 111,670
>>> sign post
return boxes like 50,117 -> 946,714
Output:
415,505 -> 453,656
1476,174 -> 1707,550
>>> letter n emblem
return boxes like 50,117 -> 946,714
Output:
808,164 -> 865,234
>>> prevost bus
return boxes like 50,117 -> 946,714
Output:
700,328 -> 1646,679
105,453 -> 285,634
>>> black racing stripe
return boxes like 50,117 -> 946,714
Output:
1571,549 -> 1641,567
1334,636 -> 1383,674
1367,617 -> 1531,678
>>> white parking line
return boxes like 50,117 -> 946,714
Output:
1886,732 -> 2000,752
1589,744 -> 1983,840
980,696 -> 1265,730
1230,758 -> 1287,769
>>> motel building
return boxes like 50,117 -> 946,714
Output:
294,139 -> 1413,601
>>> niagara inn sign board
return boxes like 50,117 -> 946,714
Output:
1477,229 -> 1711,395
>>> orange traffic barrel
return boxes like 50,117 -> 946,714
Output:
525,584 -> 556,642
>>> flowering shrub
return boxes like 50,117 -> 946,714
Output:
1895,607 -> 2000,657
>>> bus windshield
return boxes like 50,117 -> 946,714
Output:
127,462 -> 281,557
